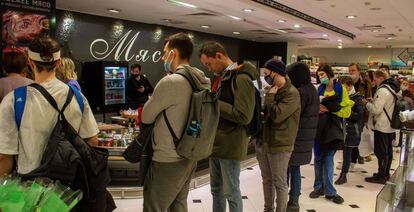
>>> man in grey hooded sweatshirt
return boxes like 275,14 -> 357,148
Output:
141,33 -> 211,212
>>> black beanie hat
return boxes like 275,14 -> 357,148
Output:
287,62 -> 311,88
264,59 -> 286,76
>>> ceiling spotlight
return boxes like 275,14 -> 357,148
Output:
201,25 -> 210,29
277,19 -> 286,23
108,9 -> 120,13
338,45 -> 343,49
372,30 -> 380,33
242,8 -> 254,12
233,31 -> 240,35
387,37 -> 393,40
227,15 -> 241,20
337,39 -> 342,42
346,15 -> 357,19
167,0 -> 197,9
323,34 -> 328,37
368,45 -> 373,48
293,24 -> 301,28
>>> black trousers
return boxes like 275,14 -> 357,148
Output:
351,148 -> 359,163
373,130 -> 395,178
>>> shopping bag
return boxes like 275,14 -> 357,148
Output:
359,126 -> 374,157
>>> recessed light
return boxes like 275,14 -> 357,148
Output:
201,25 -> 210,29
338,45 -> 343,49
372,30 -> 380,33
368,45 -> 373,48
323,34 -> 328,37
233,31 -> 240,35
346,15 -> 357,19
387,37 -> 393,40
337,39 -> 342,42
227,15 -> 241,20
242,8 -> 254,12
167,0 -> 197,9
293,24 -> 301,28
108,9 -> 120,13
277,19 -> 286,23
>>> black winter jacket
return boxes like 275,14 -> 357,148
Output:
289,83 -> 319,166
345,93 -> 364,147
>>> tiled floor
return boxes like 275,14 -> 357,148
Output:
114,150 -> 400,212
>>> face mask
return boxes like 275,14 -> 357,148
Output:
348,86 -> 356,95
265,75 -> 273,85
320,76 -> 329,85
401,85 -> 408,91
350,74 -> 359,81
163,50 -> 174,74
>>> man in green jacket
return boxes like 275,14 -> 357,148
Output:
257,59 -> 301,212
199,41 -> 258,212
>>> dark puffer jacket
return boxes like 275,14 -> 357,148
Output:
287,62 -> 320,166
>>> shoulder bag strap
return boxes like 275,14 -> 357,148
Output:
30,84 -> 74,116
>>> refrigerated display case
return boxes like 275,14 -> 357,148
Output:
81,61 -> 129,112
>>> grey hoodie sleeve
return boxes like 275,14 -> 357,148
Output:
142,77 -> 174,124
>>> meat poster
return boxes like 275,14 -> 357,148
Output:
2,10 -> 49,46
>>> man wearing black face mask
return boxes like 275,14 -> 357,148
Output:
264,67 -> 273,86
126,63 -> 153,109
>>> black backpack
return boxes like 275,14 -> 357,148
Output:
382,85 -> 405,129
15,84 -> 115,211
231,73 -> 262,137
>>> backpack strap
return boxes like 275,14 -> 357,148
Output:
162,110 -> 180,147
30,84 -> 74,116
380,85 -> 397,124
68,84 -> 84,114
14,86 -> 28,130
176,69 -> 197,91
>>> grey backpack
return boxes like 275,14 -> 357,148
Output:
163,67 -> 220,160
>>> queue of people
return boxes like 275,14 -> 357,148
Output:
0,32 -> 411,212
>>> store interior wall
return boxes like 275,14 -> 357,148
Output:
297,48 -> 410,65
55,10 -> 287,85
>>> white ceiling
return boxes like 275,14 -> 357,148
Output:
56,0 -> 414,48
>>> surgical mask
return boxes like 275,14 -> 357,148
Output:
348,86 -> 356,95
320,76 -> 329,85
401,85 -> 408,91
163,50 -> 174,74
350,74 -> 359,81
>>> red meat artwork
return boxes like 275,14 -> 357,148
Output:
2,10 -> 49,45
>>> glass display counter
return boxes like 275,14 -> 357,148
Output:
376,128 -> 414,212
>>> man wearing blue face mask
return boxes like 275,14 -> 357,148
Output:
141,33 -> 211,212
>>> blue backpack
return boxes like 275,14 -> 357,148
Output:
14,84 -> 84,130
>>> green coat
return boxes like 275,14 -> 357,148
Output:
211,62 -> 259,161
261,78 -> 301,153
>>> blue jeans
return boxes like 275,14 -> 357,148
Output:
313,149 -> 337,196
287,165 -> 301,198
210,158 -> 242,212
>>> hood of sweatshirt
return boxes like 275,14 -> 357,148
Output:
381,78 -> 400,93
222,62 -> 260,81
177,64 -> 211,90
